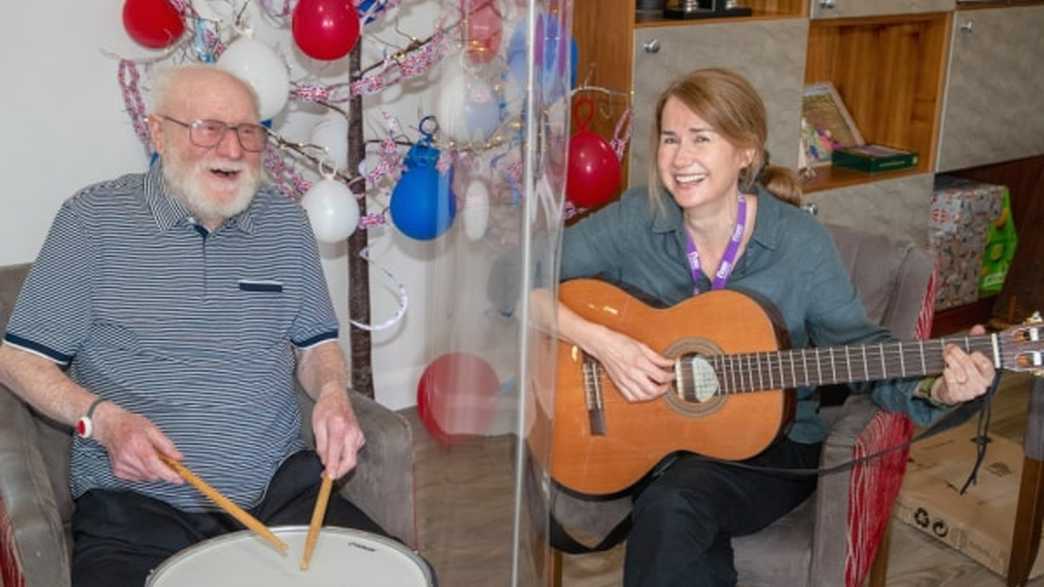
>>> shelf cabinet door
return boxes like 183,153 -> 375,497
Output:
803,173 -> 934,249
629,18 -> 807,188
811,0 -> 954,19
937,5 -> 1044,173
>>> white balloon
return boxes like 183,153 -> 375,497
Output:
309,113 -> 349,172
435,60 -> 502,144
301,179 -> 360,243
217,37 -> 290,121
462,179 -> 490,241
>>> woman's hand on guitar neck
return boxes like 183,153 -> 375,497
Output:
932,325 -> 997,405
585,324 -> 675,402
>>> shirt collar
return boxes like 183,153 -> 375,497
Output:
144,160 -> 258,234
649,184 -> 783,251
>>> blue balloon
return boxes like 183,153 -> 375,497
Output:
357,0 -> 385,24
506,14 -> 573,104
390,142 -> 456,240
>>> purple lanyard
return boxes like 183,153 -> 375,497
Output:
685,193 -> 747,295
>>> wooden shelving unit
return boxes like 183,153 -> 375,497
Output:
803,12 -> 951,193
802,165 -> 924,194
571,1 -> 1044,332
572,0 -> 807,188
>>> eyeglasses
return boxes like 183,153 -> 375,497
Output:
157,115 -> 268,153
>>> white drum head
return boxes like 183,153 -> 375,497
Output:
147,526 -> 432,586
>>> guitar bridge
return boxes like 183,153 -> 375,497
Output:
581,352 -> 606,436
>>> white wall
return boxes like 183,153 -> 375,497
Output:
0,1 -> 462,410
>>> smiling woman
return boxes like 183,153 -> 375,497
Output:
548,67 -> 996,587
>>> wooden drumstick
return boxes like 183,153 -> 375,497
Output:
299,474 -> 333,571
159,455 -> 289,556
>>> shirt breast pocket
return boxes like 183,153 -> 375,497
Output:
237,280 -> 284,293
232,279 -> 294,348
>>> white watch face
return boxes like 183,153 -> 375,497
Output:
76,416 -> 93,439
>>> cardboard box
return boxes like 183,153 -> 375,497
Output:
929,176 -> 1005,310
894,421 -> 1043,579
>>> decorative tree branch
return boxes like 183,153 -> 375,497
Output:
347,42 -> 374,399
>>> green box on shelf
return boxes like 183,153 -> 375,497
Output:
831,144 -> 918,173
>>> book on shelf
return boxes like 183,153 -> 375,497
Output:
801,82 -> 864,168
831,144 -> 918,173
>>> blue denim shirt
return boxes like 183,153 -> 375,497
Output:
560,186 -> 944,444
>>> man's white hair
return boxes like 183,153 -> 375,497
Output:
148,64 -> 261,116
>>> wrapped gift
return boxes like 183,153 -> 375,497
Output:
979,189 -> 1018,297
929,176 -> 1005,310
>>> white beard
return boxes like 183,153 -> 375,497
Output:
162,151 -> 260,227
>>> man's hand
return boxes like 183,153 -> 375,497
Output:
312,387 -> 365,479
932,324 -> 997,405
92,402 -> 184,485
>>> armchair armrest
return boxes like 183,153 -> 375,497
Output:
810,395 -> 912,587
339,390 -> 416,547
0,387 -> 70,587
809,394 -> 878,586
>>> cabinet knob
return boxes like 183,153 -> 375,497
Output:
642,39 -> 661,54
960,21 -> 974,34
819,0 -> 836,8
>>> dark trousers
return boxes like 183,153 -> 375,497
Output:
71,450 -> 387,587
623,438 -> 822,587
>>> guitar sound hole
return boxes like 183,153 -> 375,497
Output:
687,356 -> 720,402
662,337 -> 727,418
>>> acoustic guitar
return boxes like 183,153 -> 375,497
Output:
549,279 -> 1043,496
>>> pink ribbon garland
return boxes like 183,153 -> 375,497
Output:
290,27 -> 447,104
359,212 -> 387,228
264,144 -> 314,200
117,60 -> 152,151
610,106 -> 632,162
365,114 -> 404,186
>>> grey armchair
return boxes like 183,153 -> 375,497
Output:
544,224 -> 936,587
0,262 -> 416,587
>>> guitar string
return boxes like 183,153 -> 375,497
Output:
591,335 -> 1022,401
674,337 -> 1002,399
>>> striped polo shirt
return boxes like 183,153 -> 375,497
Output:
4,162 -> 340,512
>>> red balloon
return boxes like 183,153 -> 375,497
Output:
292,0 -> 361,61
566,130 -> 622,208
417,353 -> 500,446
462,0 -> 502,64
122,0 -> 185,49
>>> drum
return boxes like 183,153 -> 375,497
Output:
147,526 -> 434,586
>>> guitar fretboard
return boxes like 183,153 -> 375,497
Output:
674,335 -> 998,400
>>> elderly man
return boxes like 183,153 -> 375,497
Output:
0,65 -> 384,586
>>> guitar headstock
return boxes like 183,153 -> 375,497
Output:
999,312 -> 1044,377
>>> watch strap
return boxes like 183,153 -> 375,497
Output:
76,397 -> 109,439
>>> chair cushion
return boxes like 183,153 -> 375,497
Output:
0,264 -> 31,333
828,225 -> 906,328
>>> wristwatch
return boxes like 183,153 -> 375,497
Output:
76,397 -> 109,439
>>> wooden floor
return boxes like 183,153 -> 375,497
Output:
407,371 -> 1043,586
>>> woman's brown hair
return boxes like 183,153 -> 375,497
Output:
647,68 -> 801,207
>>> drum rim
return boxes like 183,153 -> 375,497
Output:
146,525 -> 432,585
